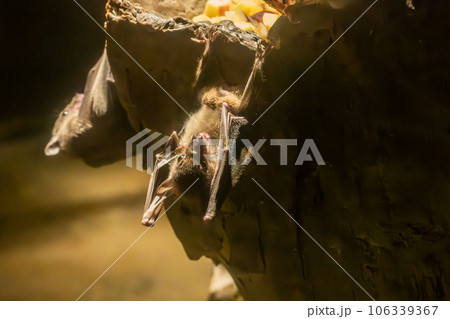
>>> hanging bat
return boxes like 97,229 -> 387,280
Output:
141,88 -> 248,226
142,35 -> 270,226
45,48 -> 135,167
45,48 -> 112,156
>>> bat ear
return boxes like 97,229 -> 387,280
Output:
44,136 -> 61,156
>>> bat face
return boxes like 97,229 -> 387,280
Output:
45,93 -> 91,156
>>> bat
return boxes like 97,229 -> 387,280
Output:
141,34 -> 270,226
45,48 -> 112,156
45,48 -> 134,166
142,88 -> 248,227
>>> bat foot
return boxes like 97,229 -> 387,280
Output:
203,209 -> 216,222
203,215 -> 214,222
141,218 -> 156,227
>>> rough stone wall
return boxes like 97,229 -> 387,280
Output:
106,0 -> 450,300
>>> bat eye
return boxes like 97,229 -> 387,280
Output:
62,111 -> 69,117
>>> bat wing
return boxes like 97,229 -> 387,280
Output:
205,104 -> 248,222
142,132 -> 179,227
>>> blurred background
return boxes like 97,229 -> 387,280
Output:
0,0 -> 211,300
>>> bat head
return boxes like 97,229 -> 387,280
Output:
45,93 -> 92,156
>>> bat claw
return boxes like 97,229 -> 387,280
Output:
203,213 -> 215,223
141,218 -> 156,227
191,37 -> 207,44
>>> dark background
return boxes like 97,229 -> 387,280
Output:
0,0 -> 105,129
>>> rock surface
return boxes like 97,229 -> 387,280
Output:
104,0 -> 450,300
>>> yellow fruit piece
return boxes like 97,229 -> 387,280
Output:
233,21 -> 255,32
204,0 -> 232,18
255,22 -> 268,39
232,8 -> 249,22
211,16 -> 227,24
263,4 -> 280,14
234,0 -> 264,16
248,6 -> 265,17
195,0 -> 281,39
262,13 -> 279,29
233,0 -> 265,5
224,10 -> 236,20
193,14 -> 212,23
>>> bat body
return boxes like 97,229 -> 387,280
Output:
142,88 -> 248,226
142,30 -> 268,226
